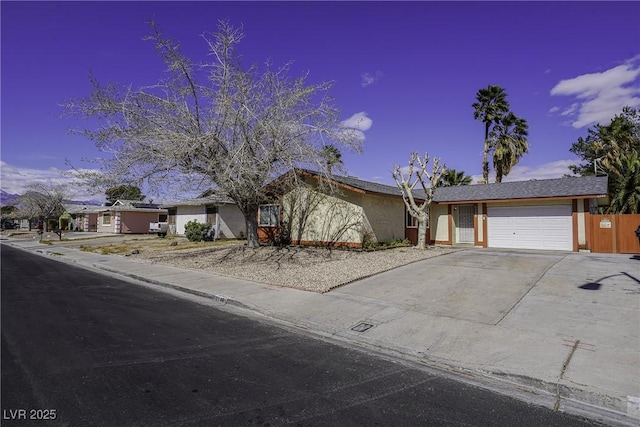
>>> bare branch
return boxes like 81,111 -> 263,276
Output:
392,152 -> 446,249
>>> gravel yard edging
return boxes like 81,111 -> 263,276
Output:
134,244 -> 463,293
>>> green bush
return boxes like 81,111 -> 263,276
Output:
184,220 -> 212,242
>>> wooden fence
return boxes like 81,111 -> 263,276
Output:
590,214 -> 640,254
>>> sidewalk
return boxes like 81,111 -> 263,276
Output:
3,238 -> 639,426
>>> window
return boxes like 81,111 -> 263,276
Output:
102,213 -> 111,225
206,205 -> 218,224
406,210 -> 417,228
406,208 -> 428,228
259,204 -> 280,227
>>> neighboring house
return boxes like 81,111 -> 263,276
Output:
258,169 -> 609,251
161,191 -> 245,238
93,199 -> 168,234
60,203 -> 102,231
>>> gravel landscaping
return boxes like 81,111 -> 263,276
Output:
134,244 -> 460,293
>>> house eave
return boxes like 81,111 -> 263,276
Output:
434,194 -> 608,205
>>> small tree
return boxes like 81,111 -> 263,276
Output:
16,183 -> 66,233
105,185 -> 145,204
392,152 -> 446,250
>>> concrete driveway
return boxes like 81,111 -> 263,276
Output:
334,249 -> 568,325
330,249 -> 640,417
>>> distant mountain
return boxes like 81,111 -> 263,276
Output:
0,190 -> 20,206
0,190 -> 102,207
62,199 -> 103,206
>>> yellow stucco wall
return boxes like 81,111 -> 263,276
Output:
360,193 -> 405,242
430,203 -> 449,242
283,186 -> 365,244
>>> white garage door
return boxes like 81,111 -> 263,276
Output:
487,205 -> 573,251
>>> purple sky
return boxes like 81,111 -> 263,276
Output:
2,1 -> 639,201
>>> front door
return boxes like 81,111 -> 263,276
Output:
457,205 -> 475,244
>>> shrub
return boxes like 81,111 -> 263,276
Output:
184,220 -> 212,242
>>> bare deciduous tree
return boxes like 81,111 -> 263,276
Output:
65,20 -> 363,247
392,152 -> 446,250
17,183 -> 66,234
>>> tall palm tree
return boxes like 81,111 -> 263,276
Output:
321,144 -> 342,174
472,85 -> 510,184
438,168 -> 473,187
491,112 -> 529,183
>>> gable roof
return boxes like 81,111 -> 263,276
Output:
161,194 -> 235,208
433,175 -> 609,203
298,169 -> 402,197
297,169 -> 608,203
111,199 -> 161,208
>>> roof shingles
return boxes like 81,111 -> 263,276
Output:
302,169 -> 608,202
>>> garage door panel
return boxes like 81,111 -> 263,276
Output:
487,205 -> 572,251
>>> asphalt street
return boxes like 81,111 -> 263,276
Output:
1,245 -> 605,426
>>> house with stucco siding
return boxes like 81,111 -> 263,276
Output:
93,200 -> 168,234
161,191 -> 245,238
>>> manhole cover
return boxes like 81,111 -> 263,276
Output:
351,322 -> 374,333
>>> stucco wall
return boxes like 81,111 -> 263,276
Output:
360,193 -> 405,242
476,203 -> 484,244
430,203 -> 449,242
95,212 -> 114,233
175,205 -> 206,235
283,187 -> 365,245
218,204 -> 245,238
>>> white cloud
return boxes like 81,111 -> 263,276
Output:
342,112 -> 372,131
550,56 -> 640,128
0,161 -> 101,201
548,106 -> 560,113
470,159 -> 578,184
361,71 -> 384,88
341,111 -> 373,142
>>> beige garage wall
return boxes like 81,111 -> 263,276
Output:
430,203 -> 449,242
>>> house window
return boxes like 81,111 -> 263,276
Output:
406,210 -> 418,228
406,208 -> 429,228
259,204 -> 280,227
102,213 -> 111,225
206,205 -> 219,225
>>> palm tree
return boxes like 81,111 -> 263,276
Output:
438,169 -> 473,187
472,85 -> 510,184
603,144 -> 640,214
321,144 -> 342,174
491,112 -> 529,183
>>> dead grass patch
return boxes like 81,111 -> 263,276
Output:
78,237 -> 241,256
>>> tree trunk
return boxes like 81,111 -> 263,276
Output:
243,208 -> 260,248
482,123 -> 490,184
416,216 -> 428,250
